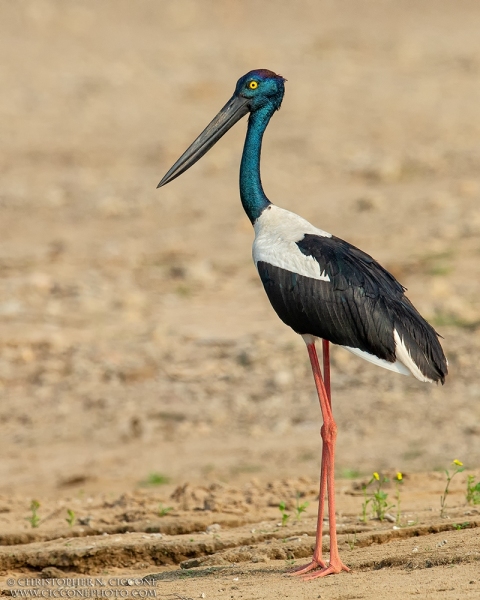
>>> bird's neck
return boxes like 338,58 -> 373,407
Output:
240,107 -> 273,223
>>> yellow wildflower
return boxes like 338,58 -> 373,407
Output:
396,472 -> 403,481
452,459 -> 463,467
373,472 -> 380,481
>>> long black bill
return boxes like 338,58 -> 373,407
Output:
157,95 -> 250,188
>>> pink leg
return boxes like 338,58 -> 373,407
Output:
290,339 -> 328,574
322,339 -> 331,406
290,339 -> 349,579
290,443 -> 328,575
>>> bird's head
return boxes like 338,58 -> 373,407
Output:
234,69 -> 286,113
158,69 -> 286,188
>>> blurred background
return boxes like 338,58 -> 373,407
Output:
1,0 -> 479,497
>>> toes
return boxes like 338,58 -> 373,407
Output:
288,557 -> 349,580
288,560 -> 325,576
300,561 -> 350,580
302,567 -> 335,581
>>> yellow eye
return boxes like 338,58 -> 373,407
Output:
248,81 -> 258,90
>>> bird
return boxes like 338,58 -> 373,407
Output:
157,69 -> 448,580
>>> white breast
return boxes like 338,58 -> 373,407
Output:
253,205 -> 332,281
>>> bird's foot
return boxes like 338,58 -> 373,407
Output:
301,558 -> 350,581
288,558 -> 327,577
289,555 -> 350,580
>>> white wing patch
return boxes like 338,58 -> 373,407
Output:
304,331 -> 436,382
253,205 -> 332,281
304,336 -> 412,377
394,329 -> 434,383
344,346 -> 410,376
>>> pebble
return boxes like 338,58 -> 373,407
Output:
384,513 -> 396,523
251,555 -> 269,563
41,567 -> 66,579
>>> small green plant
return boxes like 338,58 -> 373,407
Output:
371,473 -> 394,521
453,522 -> 470,530
466,475 -> 480,505
294,493 -> 309,521
360,475 -> 374,523
141,472 -> 170,486
158,503 -> 173,517
66,509 -> 76,528
440,460 -> 465,517
279,501 -> 290,527
395,472 -> 403,524
346,530 -> 357,550
27,500 -> 41,528
360,472 -> 394,522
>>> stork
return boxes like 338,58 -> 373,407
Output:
157,69 -> 448,580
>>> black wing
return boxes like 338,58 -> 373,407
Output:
257,234 -> 447,383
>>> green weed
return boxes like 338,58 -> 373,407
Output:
294,493 -> 309,521
159,503 -> 173,517
371,474 -> 394,521
440,460 -> 465,518
360,476 -> 373,523
395,472 -> 403,524
141,472 -> 170,486
360,472 -> 394,522
278,501 -> 290,527
453,522 -> 470,530
466,475 -> 480,505
346,530 -> 357,550
66,509 -> 76,528
27,500 -> 40,528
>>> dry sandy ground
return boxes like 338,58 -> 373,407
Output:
0,473 -> 479,599
1,1 -> 480,598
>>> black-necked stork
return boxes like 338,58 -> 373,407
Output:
157,69 -> 448,580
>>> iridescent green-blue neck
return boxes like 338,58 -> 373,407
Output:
239,106 -> 274,224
